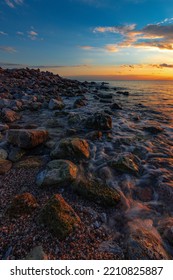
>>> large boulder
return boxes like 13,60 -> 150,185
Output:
0,159 -> 12,175
72,178 -> 120,207
48,98 -> 65,110
36,159 -> 78,187
6,193 -> 38,217
7,129 -> 48,149
38,194 -> 81,239
85,112 -> 112,130
51,138 -> 90,160
1,108 -> 20,123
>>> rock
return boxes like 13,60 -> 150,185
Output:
68,113 -> 82,125
97,93 -> 113,99
126,220 -> 169,260
143,126 -> 163,134
135,186 -> 153,202
38,194 -> 81,239
73,98 -> 87,108
14,156 -> 46,169
116,91 -> 129,96
86,130 -> 102,140
85,112 -> 112,130
109,153 -> 139,175
0,148 -> 8,159
6,193 -> 38,217
51,138 -> 90,160
36,159 -> 78,187
25,246 -> 48,260
0,159 -> 12,175
111,103 -> 122,110
48,98 -> 65,110
0,124 -> 9,132
1,108 -> 20,123
7,129 -> 48,149
8,147 -> 26,162
158,218 -> 173,246
98,240 -> 124,259
72,178 -> 120,207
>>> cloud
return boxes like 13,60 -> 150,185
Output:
5,0 -> 23,8
0,31 -> 8,35
17,31 -> 24,35
0,62 -> 90,69
0,46 -> 17,53
93,19 -> 173,51
80,45 -> 95,50
28,30 -> 38,40
160,63 -> 173,68
104,44 -> 118,52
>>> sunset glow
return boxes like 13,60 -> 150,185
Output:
1,0 -> 173,80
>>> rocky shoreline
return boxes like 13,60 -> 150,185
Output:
0,68 -> 173,260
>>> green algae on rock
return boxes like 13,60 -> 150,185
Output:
72,178 -> 120,207
51,137 -> 90,160
38,194 -> 81,239
36,159 -> 78,187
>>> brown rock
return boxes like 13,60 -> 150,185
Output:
0,159 -> 12,175
1,108 -> 20,123
7,129 -> 48,149
6,193 -> 38,217
38,194 -> 81,239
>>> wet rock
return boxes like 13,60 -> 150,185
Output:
14,156 -> 46,169
0,159 -> 12,174
8,147 -> 26,162
38,194 -> 81,239
97,93 -> 113,99
7,129 -> 48,149
48,98 -> 65,110
72,178 -> 120,207
51,138 -> 90,160
126,220 -> 169,260
86,130 -> 102,140
143,126 -> 163,134
135,186 -> 153,202
73,98 -> 87,108
98,240 -> 124,259
0,148 -> 8,159
36,159 -> 78,187
116,91 -> 129,96
6,193 -> 38,217
85,112 -> 112,130
0,123 -> 9,132
25,246 -> 48,260
111,103 -> 122,110
68,112 -> 82,125
109,153 -> 139,175
1,108 -> 20,123
158,218 -> 173,246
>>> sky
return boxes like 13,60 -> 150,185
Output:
1,0 -> 173,80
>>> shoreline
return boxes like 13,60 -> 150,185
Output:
0,68 -> 173,260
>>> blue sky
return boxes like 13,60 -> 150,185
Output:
1,0 -> 173,79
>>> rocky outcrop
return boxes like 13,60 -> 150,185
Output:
36,159 -> 78,187
38,194 -> 81,239
7,129 -> 48,149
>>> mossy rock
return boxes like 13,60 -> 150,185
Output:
72,178 -> 120,207
109,153 -> 139,175
6,192 -> 38,217
38,194 -> 81,239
